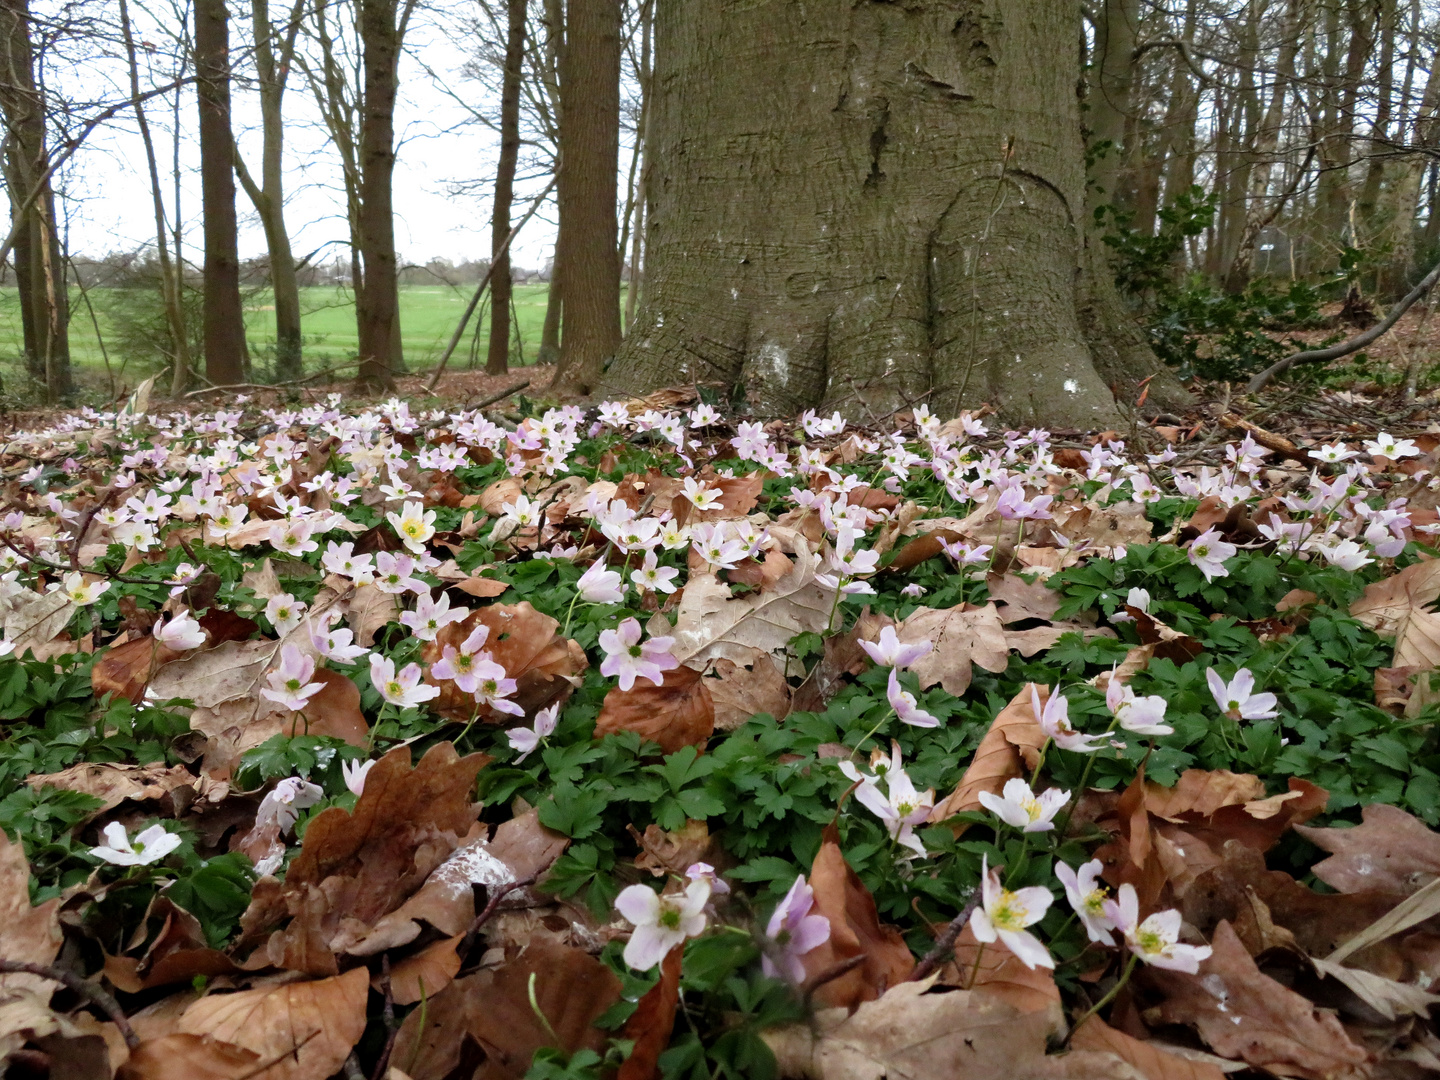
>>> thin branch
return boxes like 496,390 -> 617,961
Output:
910,899 -> 980,982
0,959 -> 138,1050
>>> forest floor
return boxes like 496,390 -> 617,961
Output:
0,366 -> 1435,1080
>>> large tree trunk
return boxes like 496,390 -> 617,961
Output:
0,0 -> 69,401
487,0 -> 527,376
196,0 -> 246,387
607,0 -> 1175,427
354,0 -> 402,392
549,0 -> 621,396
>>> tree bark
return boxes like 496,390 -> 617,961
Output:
354,0 -> 404,392
1088,0 -> 1142,210
0,0 -> 69,401
487,0 -> 527,376
607,0 -> 1168,428
539,248 -> 562,363
196,0 -> 246,387
549,0 -> 621,396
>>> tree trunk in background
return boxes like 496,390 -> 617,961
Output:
1088,0 -> 1141,211
549,0 -> 621,396
0,0 -> 69,401
196,0 -> 246,387
234,0 -> 305,381
487,0 -> 527,376
539,250 -> 562,363
607,0 -> 1178,427
355,0 -> 403,392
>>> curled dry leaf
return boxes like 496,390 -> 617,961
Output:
1143,770 -> 1327,853
1149,922 -> 1368,1077
345,583 -> 401,647
618,945 -> 683,1080
381,934 -> 464,1006
25,761 -> 226,818
165,966 -> 371,1080
763,980 -> 1059,1080
91,635 -> 183,703
1350,556 -> 1440,668
479,476 -> 525,517
1296,801 -> 1440,895
1126,607 -> 1203,665
928,683 -> 1046,828
423,602 -> 587,722
894,602 -> 1009,697
669,526 -> 833,670
801,823 -> 915,1009
704,647 -> 791,730
1310,956 -> 1440,1021
0,831 -> 62,999
632,819 -> 717,878
392,941 -> 622,1080
594,664 -> 715,754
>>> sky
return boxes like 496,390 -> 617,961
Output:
47,0 -> 567,274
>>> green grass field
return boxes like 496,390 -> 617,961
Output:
0,283 -> 566,392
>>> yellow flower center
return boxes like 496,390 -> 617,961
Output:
1082,888 -> 1107,915
386,680 -> 403,696
1136,927 -> 1166,954
990,890 -> 1031,932
1022,796 -> 1042,821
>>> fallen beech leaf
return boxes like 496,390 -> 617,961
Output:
1126,608 -> 1203,664
174,967 -> 370,1080
986,572 -> 1063,622
1276,589 -> 1319,612
0,831 -> 63,998
763,980 -> 1058,1080
929,683 -> 1047,827
392,941 -> 621,1080
704,648 -> 791,730
1144,770 -> 1266,820
1149,922 -> 1368,1076
669,526 -> 832,670
619,945 -> 683,1080
1351,557 -> 1440,667
25,761 -> 225,818
382,934 -> 464,1006
802,823 -> 915,1009
1296,802 -> 1440,895
4,588 -> 76,656
479,476 -> 524,516
455,575 -> 509,598
346,583 -> 400,646
1310,956 -> 1440,1020
594,664 -> 714,753
240,558 -> 283,601
894,602 -> 1009,697
946,924 -> 1061,1026
1069,1017 -> 1226,1080
1053,501 -> 1154,550
92,635 -> 182,702
116,1032 -> 261,1080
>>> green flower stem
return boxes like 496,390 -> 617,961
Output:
1064,952 -> 1138,1046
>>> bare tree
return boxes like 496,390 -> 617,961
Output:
486,0 -> 526,375
196,0 -> 245,385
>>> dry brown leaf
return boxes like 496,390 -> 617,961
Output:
346,584 -> 400,646
240,558 -> 283,601
455,575 -> 509,598
173,967 -> 370,1080
1296,802 -> 1440,895
0,831 -> 63,999
3,587 -> 76,656
986,572 -> 1063,622
25,761 -> 225,817
392,941 -> 621,1080
928,683 -> 1046,827
1068,1017 -> 1227,1080
1144,770 -> 1266,820
946,925 -> 1061,1026
669,526 -> 832,669
92,635 -> 183,702
383,934 -> 464,1006
1350,556 -> 1440,667
894,602 -> 1009,696
1127,608 -> 1203,664
594,665 -> 714,753
1053,501 -> 1154,550
618,945 -> 682,1080
792,610 -> 892,713
704,648 -> 791,730
802,823 -> 915,1009
1149,921 -> 1369,1076
479,476 -> 525,516
763,980 -> 1059,1080
1310,956 -> 1440,1020
116,1033 -> 262,1080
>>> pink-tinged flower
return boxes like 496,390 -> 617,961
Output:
576,560 -> 626,604
342,758 -> 374,796
269,517 -> 318,556
968,855 -> 1054,970
1054,858 -> 1115,945
322,541 -> 375,585
838,742 -> 934,858
859,625 -> 931,669
686,861 -> 730,897
762,874 -> 831,984
369,653 -> 441,708
1105,678 -> 1173,736
680,476 -> 723,511
154,610 -> 206,651
471,655 -> 523,716
399,591 -> 469,641
615,878 -> 711,971
995,486 -> 1053,521
1105,884 -> 1212,973
508,703 -> 558,762
1318,538 -> 1373,572
1206,667 -> 1277,720
255,776 -> 323,834
265,592 -> 307,637
429,625 -> 492,693
886,669 -> 939,728
631,550 -> 680,594
599,617 -> 679,691
260,644 -> 325,710
373,551 -> 424,595
1187,527 -> 1236,582
977,777 -> 1070,833
311,623 -> 368,664
939,538 -> 993,566
1031,685 -> 1104,753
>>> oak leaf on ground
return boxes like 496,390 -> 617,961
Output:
894,602 -> 1009,697
1068,1017 -> 1226,1080
703,647 -> 791,730
1296,801 -> 1440,895
0,832 -> 62,999
944,925 -> 1062,1028
1350,556 -> 1440,668
24,761 -> 225,819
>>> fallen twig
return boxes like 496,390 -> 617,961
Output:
1219,413 -> 1316,466
0,958 -> 138,1049
910,898 -> 980,982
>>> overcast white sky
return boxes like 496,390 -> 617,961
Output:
48,0 -> 564,273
